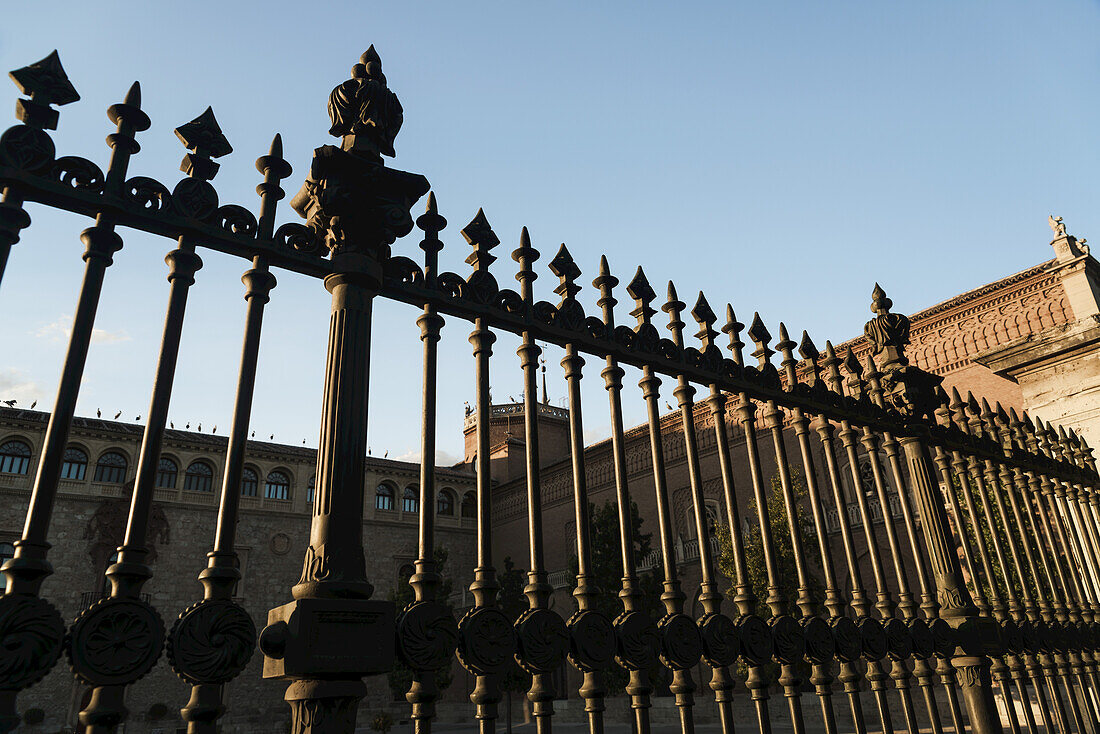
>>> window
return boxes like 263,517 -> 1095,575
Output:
61,447 -> 88,480
375,484 -> 394,511
402,487 -> 418,513
398,563 -> 415,581
183,461 -> 214,492
0,541 -> 14,566
437,488 -> 455,516
155,458 -> 177,489
265,471 -> 291,501
685,501 -> 721,541
307,476 -> 315,503
93,451 -> 127,484
0,440 -> 31,475
240,467 -> 258,497
461,491 -> 476,519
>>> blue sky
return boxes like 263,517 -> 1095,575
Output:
1,1 -> 1098,464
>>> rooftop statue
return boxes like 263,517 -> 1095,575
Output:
1049,214 -> 1067,238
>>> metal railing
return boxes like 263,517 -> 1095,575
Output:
1,46 -> 1099,734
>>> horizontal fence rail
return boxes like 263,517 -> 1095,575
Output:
0,46 -> 1098,734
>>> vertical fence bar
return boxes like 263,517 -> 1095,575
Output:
773,325 -> 839,734
632,274 -> 698,734
742,314 -> 809,734
595,256 -> 655,734
171,134 -> 287,732
398,193 -> 458,734
553,243 -> 613,734
74,106 -> 229,730
863,285 -> 1004,734
0,78 -> 145,733
512,227 -> 569,733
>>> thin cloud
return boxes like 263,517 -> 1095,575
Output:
393,448 -> 464,467
33,315 -> 130,345
0,368 -> 42,405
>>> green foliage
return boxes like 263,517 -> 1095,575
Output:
951,473 -> 1038,607
369,711 -> 394,732
715,470 -> 824,683
568,500 -> 666,696
387,546 -> 455,701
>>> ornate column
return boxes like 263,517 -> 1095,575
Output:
258,48 -> 429,732
866,284 -> 1004,734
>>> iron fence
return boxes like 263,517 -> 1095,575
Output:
1,46 -> 1099,734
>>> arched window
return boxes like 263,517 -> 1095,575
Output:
461,491 -> 476,519
155,458 -> 177,489
240,467 -> 258,497
402,487 -> 418,513
437,488 -> 455,516
398,563 -> 415,581
0,440 -> 31,475
375,483 -> 394,511
61,447 -> 88,481
183,461 -> 214,492
265,471 -> 291,501
93,451 -> 127,484
307,476 -> 315,503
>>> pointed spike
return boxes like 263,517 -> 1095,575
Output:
995,402 -> 1009,420
9,50 -> 80,106
824,340 -> 838,360
966,392 -> 980,413
125,81 -> 141,107
864,353 -> 877,372
1058,425 -> 1069,440
747,312 -> 771,344
363,45 -> 381,66
426,190 -> 437,214
980,397 -> 993,416
778,322 -> 791,343
692,292 -> 716,327
667,280 -> 679,303
798,331 -> 819,361
1009,407 -> 1022,425
269,132 -> 283,157
599,255 -> 610,277
842,350 -> 862,376
950,386 -> 963,404
520,226 -> 530,249
626,267 -> 656,304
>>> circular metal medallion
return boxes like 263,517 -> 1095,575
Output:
858,617 -> 887,661
515,607 -> 569,674
698,612 -> 739,668
830,616 -> 862,663
801,616 -> 835,664
567,609 -> 615,673
907,618 -> 934,659
0,595 -> 65,690
456,606 -> 514,676
171,178 -> 219,220
67,597 -> 164,686
770,615 -> 805,665
396,600 -> 458,672
613,610 -> 658,671
657,613 -> 702,671
0,125 -> 55,172
167,598 -> 255,684
738,614 -> 773,666
929,617 -> 955,659
883,617 -> 912,661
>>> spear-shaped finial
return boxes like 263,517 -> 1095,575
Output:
798,331 -> 821,383
692,292 -> 718,349
626,266 -> 656,328
548,243 -> 581,304
462,208 -> 499,272
256,133 -> 293,240
776,323 -> 797,384
511,226 -> 540,302
822,340 -> 843,393
593,255 -> 618,326
9,50 -> 80,129
722,305 -> 745,366
662,280 -> 686,348
747,312 -> 774,368
842,350 -> 864,398
175,106 -> 233,180
416,192 -> 447,283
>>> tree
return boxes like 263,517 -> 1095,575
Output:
387,546 -> 456,700
568,500 -> 665,696
715,470 -> 824,684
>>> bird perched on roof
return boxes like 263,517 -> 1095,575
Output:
29,401 -> 36,409
197,423 -> 202,432
251,431 -> 255,438
665,402 -> 673,411
212,426 -> 217,434
97,409 -> 101,417
384,450 -> 388,458
134,415 -> 140,421
2,400 -> 15,407
185,422 -> 190,429
170,422 -> 174,429
114,411 -> 122,419
269,434 -> 274,440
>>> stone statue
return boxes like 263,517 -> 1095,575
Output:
1049,215 -> 1067,238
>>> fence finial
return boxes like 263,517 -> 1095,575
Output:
722,305 -> 744,366
9,50 -> 79,130
511,226 -> 539,301
797,331 -> 820,383
776,322 -> 797,384
747,312 -> 773,367
864,283 -> 910,368
328,45 -> 403,160
175,107 -> 232,181
626,267 -> 656,327
662,280 -> 686,347
462,208 -> 499,271
691,292 -> 718,349
548,243 -> 580,303
593,255 -> 618,326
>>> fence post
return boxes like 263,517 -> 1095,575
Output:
257,48 -> 429,732
864,285 -> 1005,734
